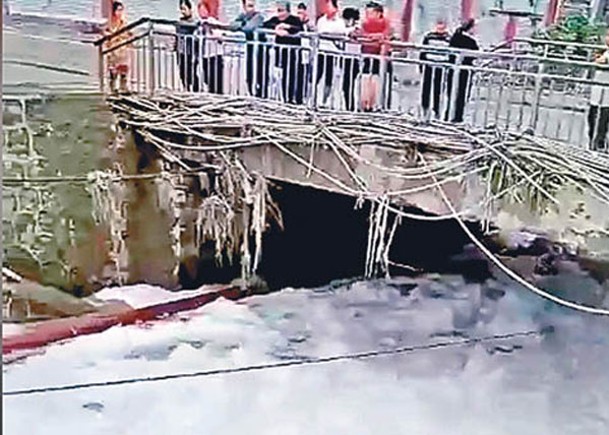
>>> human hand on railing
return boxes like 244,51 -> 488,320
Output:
595,52 -> 608,64
275,23 -> 290,36
348,28 -> 362,39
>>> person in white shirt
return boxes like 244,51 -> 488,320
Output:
316,0 -> 348,104
197,0 -> 224,94
589,28 -> 609,151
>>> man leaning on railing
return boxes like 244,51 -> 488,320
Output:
176,0 -> 201,92
229,0 -> 269,98
358,2 -> 392,112
446,18 -> 479,123
316,0 -> 350,107
263,1 -> 305,105
197,0 -> 225,94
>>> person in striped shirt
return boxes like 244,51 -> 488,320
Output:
419,19 -> 451,120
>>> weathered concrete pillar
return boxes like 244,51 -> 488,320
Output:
123,132 -> 179,289
2,93 -> 116,294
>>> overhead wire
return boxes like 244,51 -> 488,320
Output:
419,153 -> 609,316
3,330 -> 541,397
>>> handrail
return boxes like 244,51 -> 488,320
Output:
101,32 -> 149,56
95,18 -> 609,150
488,8 -> 544,18
95,17 -> 608,53
96,16 -> 609,70
94,16 -> 184,46
510,37 -> 607,51
94,16 -> 150,46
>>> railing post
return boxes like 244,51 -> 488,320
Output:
148,21 -> 156,95
448,54 -> 462,122
98,44 -> 105,94
308,34 -> 320,110
379,41 -> 388,110
252,37 -> 259,97
531,61 -> 545,130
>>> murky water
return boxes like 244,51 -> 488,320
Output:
3,277 -> 609,434
2,2 -> 609,430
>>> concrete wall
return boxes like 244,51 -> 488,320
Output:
2,93 -> 115,293
238,143 -> 467,217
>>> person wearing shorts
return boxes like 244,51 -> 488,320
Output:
360,2 -> 390,111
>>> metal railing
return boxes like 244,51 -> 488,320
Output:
96,18 -> 609,152
492,37 -> 607,63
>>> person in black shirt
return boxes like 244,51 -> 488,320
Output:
445,18 -> 479,123
264,2 -> 305,104
419,19 -> 451,120
342,7 -> 361,111
176,0 -> 200,92
296,2 -> 314,31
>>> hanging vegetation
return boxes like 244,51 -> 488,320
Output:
107,93 -> 609,269
533,14 -> 606,59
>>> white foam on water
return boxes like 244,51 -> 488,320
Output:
2,323 -> 27,338
4,278 -> 609,435
91,283 -> 224,309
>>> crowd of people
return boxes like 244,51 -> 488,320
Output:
172,0 -> 396,111
104,0 -> 482,115
419,18 -> 479,123
103,0 -> 609,148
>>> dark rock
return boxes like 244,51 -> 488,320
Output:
419,280 -> 451,299
483,285 -> 506,301
185,340 -> 207,349
486,344 -> 523,355
387,282 -> 417,297
82,402 -> 104,413
288,334 -> 308,344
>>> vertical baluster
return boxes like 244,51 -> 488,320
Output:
482,73 -> 492,127
531,58 -> 545,131
565,81 -> 577,145
470,70 -> 481,127
198,33 -> 204,93
378,42 -> 388,111
517,74 -> 525,130
163,42 -> 168,90
448,54 -> 462,123
98,44 -> 105,93
309,34 -> 319,110
495,73 -> 504,128
541,78 -> 551,138
553,79 -> 563,140
137,38 -> 143,93
506,73 -> 515,132
440,61 -> 449,121
148,22 -> 156,95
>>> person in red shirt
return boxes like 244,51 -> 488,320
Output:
359,2 -> 391,111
